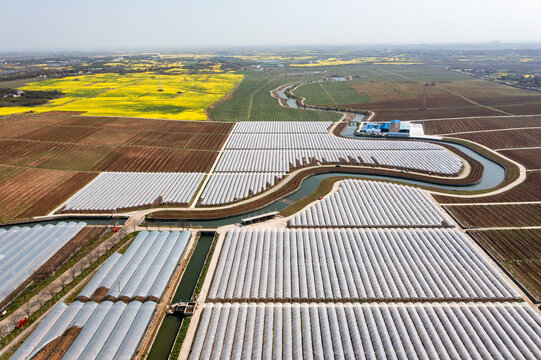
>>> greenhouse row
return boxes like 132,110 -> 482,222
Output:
289,179 -> 449,227
63,172 -> 206,211
233,121 -> 333,134
207,228 -> 518,301
12,300 -> 156,360
0,222 -> 86,304
214,149 -> 463,175
78,230 -> 190,302
189,302 -> 541,360
225,133 -> 442,150
200,172 -> 286,205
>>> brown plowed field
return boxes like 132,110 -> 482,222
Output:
0,112 -> 235,221
438,80 -> 541,106
16,125 -> 101,143
453,128 -> 541,149
92,146 -> 216,172
495,103 -> 541,115
0,140 -> 113,171
446,204 -> 541,227
420,115 -> 541,135
498,148 -> 541,170
469,229 -> 541,302
0,166 -> 81,221
434,171 -> 541,204
18,172 -> 98,218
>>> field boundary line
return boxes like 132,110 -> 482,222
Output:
442,201 -> 541,206
418,114 -> 541,122
439,126 -> 541,136
496,145 -> 541,151
189,123 -> 238,208
319,82 -> 337,104
436,85 -> 513,116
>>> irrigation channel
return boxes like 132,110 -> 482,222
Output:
147,232 -> 215,360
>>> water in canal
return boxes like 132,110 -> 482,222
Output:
147,233 -> 215,360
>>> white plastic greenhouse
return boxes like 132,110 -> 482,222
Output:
289,179 -> 449,227
63,172 -> 205,211
208,228 -> 519,302
11,300 -> 156,360
0,222 -> 86,304
200,172 -> 286,205
233,121 -> 333,134
77,230 -> 190,302
189,302 -> 541,360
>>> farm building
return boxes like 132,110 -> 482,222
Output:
207,228 -> 519,302
11,300 -> 156,360
358,120 -> 411,137
77,230 -> 190,302
0,222 -> 86,305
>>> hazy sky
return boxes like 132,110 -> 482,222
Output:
2,0 -> 541,50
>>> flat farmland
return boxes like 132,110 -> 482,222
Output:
434,171 -> 541,204
0,166 -> 97,221
283,64 -> 541,121
495,103 -> 541,115
0,140 -> 114,171
469,229 -> 541,302
420,115 -> 541,135
446,204 -> 541,227
293,81 -> 369,105
453,128 -> 541,149
0,112 -> 234,172
438,79 -> 541,106
498,148 -> 541,170
209,72 -> 342,122
0,72 -> 243,121
357,106 -> 500,121
92,147 -> 216,172
0,112 -> 235,220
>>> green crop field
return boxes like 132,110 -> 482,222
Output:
293,81 -> 371,105
209,72 -> 342,122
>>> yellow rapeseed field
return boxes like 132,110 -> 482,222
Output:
0,72 -> 243,120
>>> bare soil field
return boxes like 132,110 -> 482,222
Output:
0,140 -> 114,171
0,166 -> 84,221
435,171 -> 541,204
0,112 -> 234,221
469,229 -> 541,302
446,204 -> 541,227
438,80 -> 541,106
453,128 -> 541,149
498,148 -> 541,170
420,115 -> 541,135
92,146 -> 216,172
495,103 -> 541,115
17,172 -> 99,218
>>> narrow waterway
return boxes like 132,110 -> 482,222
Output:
147,233 -> 215,360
